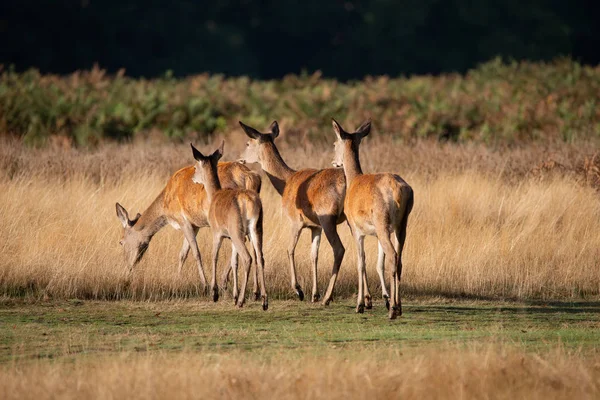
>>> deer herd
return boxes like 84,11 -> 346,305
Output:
116,119 -> 413,319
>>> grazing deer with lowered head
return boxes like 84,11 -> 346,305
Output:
238,120 -> 382,307
331,119 -> 413,319
115,161 -> 261,296
191,141 -> 267,310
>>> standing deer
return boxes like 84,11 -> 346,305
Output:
115,161 -> 262,298
238,120 -> 382,306
331,119 -> 413,319
191,142 -> 267,310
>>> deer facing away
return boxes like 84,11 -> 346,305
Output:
331,119 -> 413,319
191,142 -> 268,310
115,161 -> 261,297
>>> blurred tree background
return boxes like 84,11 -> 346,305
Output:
1,0 -> 599,79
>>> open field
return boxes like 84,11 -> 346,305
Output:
1,137 -> 600,301
1,299 -> 600,399
1,123 -> 600,397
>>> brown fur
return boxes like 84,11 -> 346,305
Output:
115,162 -> 261,291
238,121 -> 347,304
332,119 -> 413,319
191,142 -> 267,310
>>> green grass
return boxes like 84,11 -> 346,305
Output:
1,299 -> 599,363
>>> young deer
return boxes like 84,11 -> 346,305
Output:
191,142 -> 267,310
115,161 -> 261,296
237,121 -> 386,306
331,119 -> 413,319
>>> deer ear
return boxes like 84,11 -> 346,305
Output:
116,203 -> 129,228
269,121 -> 280,139
190,143 -> 205,161
331,118 -> 349,140
239,121 -> 261,140
212,140 -> 224,160
355,119 -> 371,140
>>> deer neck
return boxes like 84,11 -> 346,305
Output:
259,143 -> 295,196
342,141 -> 363,187
202,164 -> 222,203
134,190 -> 168,239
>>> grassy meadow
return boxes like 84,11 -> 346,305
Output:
1,60 -> 600,398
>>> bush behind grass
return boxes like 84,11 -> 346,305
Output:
1,58 -> 599,147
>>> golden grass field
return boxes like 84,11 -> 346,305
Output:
2,346 -> 599,400
1,132 -> 600,399
1,134 -> 599,301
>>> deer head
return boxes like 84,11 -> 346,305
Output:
237,121 -> 280,165
115,202 -> 147,270
190,141 -> 224,186
331,118 -> 371,168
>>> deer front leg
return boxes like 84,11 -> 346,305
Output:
287,224 -> 304,300
320,215 -> 345,306
177,236 -> 191,275
181,222 -> 207,292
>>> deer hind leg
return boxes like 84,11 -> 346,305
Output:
363,265 -> 372,310
181,222 -> 207,291
221,251 -> 233,291
211,235 -> 224,302
377,228 -> 398,320
251,245 -> 260,301
287,224 -> 304,301
309,227 -> 322,303
354,233 -> 366,313
250,214 -> 267,311
393,213 -> 409,317
232,233 -> 252,308
320,215 -> 345,306
375,242 -> 389,309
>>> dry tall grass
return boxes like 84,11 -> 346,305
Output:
1,137 -> 599,300
2,346 -> 599,399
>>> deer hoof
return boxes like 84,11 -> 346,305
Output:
237,300 -> 245,308
312,293 -> 320,303
212,287 -> 219,302
365,296 -> 373,309
356,304 -> 365,314
253,292 -> 261,301
296,287 -> 304,301
388,306 -> 399,320
262,296 -> 268,311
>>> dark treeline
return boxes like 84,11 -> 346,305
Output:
1,0 -> 599,79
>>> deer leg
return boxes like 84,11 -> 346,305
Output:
287,224 -> 304,300
309,227 -> 322,302
377,230 -> 398,320
393,215 -> 409,317
355,233 -> 366,313
251,245 -> 260,301
363,266 -> 372,310
177,236 -> 191,275
320,215 -> 345,306
375,242 -> 389,309
221,253 -> 233,291
181,222 -> 207,291
211,235 -> 224,302
250,219 -> 267,311
232,234 -> 252,308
